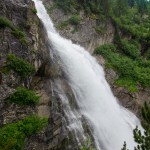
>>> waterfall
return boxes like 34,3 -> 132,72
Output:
33,0 -> 141,149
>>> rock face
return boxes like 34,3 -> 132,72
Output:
0,0 -> 81,149
0,0 -> 49,125
43,0 -> 115,54
1,0 -> 150,150
42,0 -> 150,117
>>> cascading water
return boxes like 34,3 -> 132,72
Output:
33,0 -> 142,149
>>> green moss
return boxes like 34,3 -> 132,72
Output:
7,87 -> 39,105
0,116 -> 48,150
6,54 -> 35,77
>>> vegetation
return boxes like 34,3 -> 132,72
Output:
122,102 -> 150,150
0,16 -> 14,29
6,54 -> 35,77
57,15 -> 81,30
80,139 -> 94,150
31,8 -> 37,14
0,116 -> 48,150
68,15 -> 81,25
95,43 -> 150,92
6,87 -> 39,105
0,16 -> 27,44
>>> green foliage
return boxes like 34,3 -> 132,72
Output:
57,21 -> 69,30
11,28 -> 27,44
80,139 -> 94,150
6,54 -> 35,77
68,15 -> 81,25
121,142 -> 129,150
112,8 -> 150,43
115,79 -> 138,92
7,87 -> 39,105
95,44 -> 150,91
11,29 -> 26,39
94,26 -> 106,35
0,16 -> 14,29
133,102 -> 150,150
57,15 -> 81,30
0,116 -> 48,150
122,102 -> 150,150
95,44 -> 117,55
119,39 -> 140,59
31,8 -> 37,14
0,16 -> 27,44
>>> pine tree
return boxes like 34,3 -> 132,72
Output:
137,0 -> 147,15
133,102 -> 150,150
122,102 -> 150,150
114,0 -> 128,16
128,0 -> 135,7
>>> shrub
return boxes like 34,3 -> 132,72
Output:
0,16 -> 27,44
11,29 -> 26,39
57,21 -> 69,30
7,87 -> 39,105
119,39 -> 140,59
94,44 -> 150,91
6,54 -> 35,77
68,15 -> 81,25
31,8 -> 37,14
94,44 -> 117,55
0,116 -> 48,150
0,16 -> 14,29
11,28 -> 28,44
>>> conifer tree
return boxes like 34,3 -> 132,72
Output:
122,102 -> 150,150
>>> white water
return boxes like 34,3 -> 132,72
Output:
33,0 -> 141,149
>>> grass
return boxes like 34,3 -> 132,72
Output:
6,54 -> 35,77
6,87 -> 40,105
0,116 -> 48,150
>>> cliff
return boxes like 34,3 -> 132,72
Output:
43,0 -> 150,116
0,0 -> 150,150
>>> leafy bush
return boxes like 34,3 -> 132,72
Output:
119,39 -> 140,59
68,15 -> 81,25
11,29 -> 26,39
57,21 -> 69,30
95,44 -> 117,55
0,16 -> 27,44
94,44 -> 150,91
6,54 -> 35,77
31,8 -> 37,14
0,116 -> 48,150
122,102 -> 150,150
11,28 -> 27,44
0,16 -> 14,29
7,87 -> 39,105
